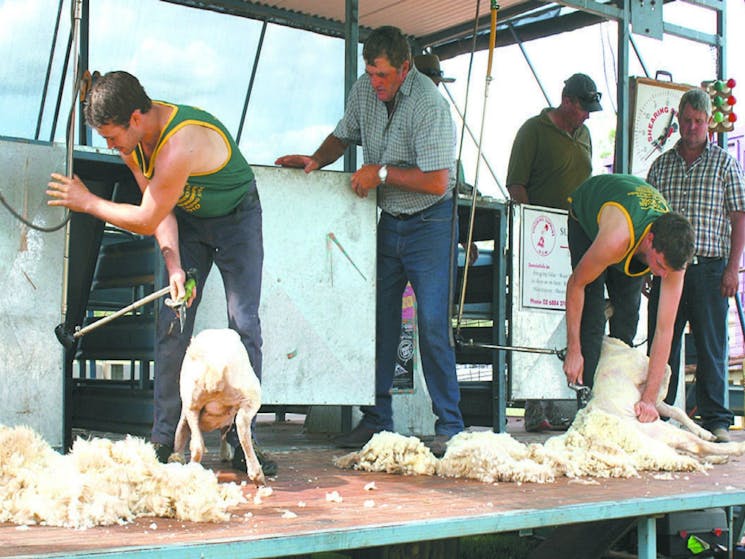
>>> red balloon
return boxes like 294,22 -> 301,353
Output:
729,113 -> 738,123
727,78 -> 737,89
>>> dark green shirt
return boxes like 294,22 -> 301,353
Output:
133,102 -> 255,218
569,174 -> 670,277
506,108 -> 592,210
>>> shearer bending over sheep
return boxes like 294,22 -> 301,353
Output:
563,174 -> 694,423
47,71 -> 276,476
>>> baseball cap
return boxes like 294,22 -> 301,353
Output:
563,73 -> 602,112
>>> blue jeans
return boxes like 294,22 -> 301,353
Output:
568,217 -> 643,387
361,196 -> 465,437
151,187 -> 264,446
647,257 -> 733,431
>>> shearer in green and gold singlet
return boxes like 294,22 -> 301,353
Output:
563,174 -> 694,424
47,71 -> 275,476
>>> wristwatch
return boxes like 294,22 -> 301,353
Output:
378,164 -> 388,185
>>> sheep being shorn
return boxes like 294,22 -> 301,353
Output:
0,425 -> 247,529
335,338 -> 744,483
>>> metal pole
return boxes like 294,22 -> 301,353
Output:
236,21 -> 267,144
508,22 -> 552,106
441,83 -> 503,191
457,0 -> 499,331
35,0 -> 65,140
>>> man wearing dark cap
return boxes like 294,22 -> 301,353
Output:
505,72 -> 602,431
507,72 -> 602,209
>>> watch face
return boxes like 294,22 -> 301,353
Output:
630,80 -> 688,178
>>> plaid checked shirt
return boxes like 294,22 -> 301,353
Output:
333,68 -> 456,216
647,139 -> 745,258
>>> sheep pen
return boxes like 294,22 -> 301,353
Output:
0,425 -> 248,529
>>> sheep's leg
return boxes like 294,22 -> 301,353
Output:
656,402 -> 716,441
219,426 -> 234,462
639,421 -> 745,458
173,415 -> 191,455
235,404 -> 266,486
674,438 -> 745,458
184,409 -> 206,463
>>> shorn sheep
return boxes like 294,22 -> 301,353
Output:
336,337 -> 745,482
173,328 -> 265,487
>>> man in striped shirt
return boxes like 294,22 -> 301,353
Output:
646,87 -> 745,443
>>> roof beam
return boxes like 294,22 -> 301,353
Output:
433,9 -> 605,60
159,0 -> 365,38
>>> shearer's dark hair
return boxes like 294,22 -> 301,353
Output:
362,26 -> 412,69
650,212 -> 695,270
84,71 -> 152,128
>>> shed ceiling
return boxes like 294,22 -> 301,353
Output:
161,0 -> 606,58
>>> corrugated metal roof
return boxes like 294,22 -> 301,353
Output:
262,0 -> 504,39
161,0 -> 539,54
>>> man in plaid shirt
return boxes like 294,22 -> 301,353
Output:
646,87 -> 745,443
276,26 -> 463,456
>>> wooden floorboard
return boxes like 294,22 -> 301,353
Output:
2,418 -> 744,558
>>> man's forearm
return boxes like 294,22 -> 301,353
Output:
311,134 -> 349,169
154,213 -> 182,276
507,184 -> 529,204
727,211 -> 745,272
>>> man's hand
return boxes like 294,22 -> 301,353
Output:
562,348 -> 584,386
274,155 -> 320,174
169,268 -> 197,308
721,265 -> 740,298
633,399 -> 660,423
350,165 -> 383,198
47,173 -> 95,212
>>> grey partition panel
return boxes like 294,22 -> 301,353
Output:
0,139 -> 67,448
510,204 -> 574,400
194,166 -> 377,405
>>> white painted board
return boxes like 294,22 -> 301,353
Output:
194,166 -> 377,405
0,139 -> 67,448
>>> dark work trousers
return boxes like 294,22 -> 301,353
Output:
647,258 -> 734,431
151,188 -> 264,447
567,216 -> 643,387
363,195 -> 465,437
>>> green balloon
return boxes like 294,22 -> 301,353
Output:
713,111 -> 724,123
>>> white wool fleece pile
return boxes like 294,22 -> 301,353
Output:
0,425 -> 246,529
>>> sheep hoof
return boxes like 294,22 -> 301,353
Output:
167,453 -> 185,464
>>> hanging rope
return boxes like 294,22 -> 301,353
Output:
455,0 -> 499,335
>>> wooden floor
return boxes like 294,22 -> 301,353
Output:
2,417 -> 745,559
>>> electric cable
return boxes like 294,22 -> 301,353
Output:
0,0 -> 84,233
446,0 -> 484,348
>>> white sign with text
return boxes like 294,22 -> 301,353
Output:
520,207 -> 571,310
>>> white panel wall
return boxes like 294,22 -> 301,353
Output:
0,140 -> 67,448
194,166 -> 377,405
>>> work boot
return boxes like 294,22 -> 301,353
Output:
524,400 -> 551,432
426,434 -> 452,458
333,424 -> 382,449
712,427 -> 731,443
152,443 -> 174,464
232,441 -> 278,477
